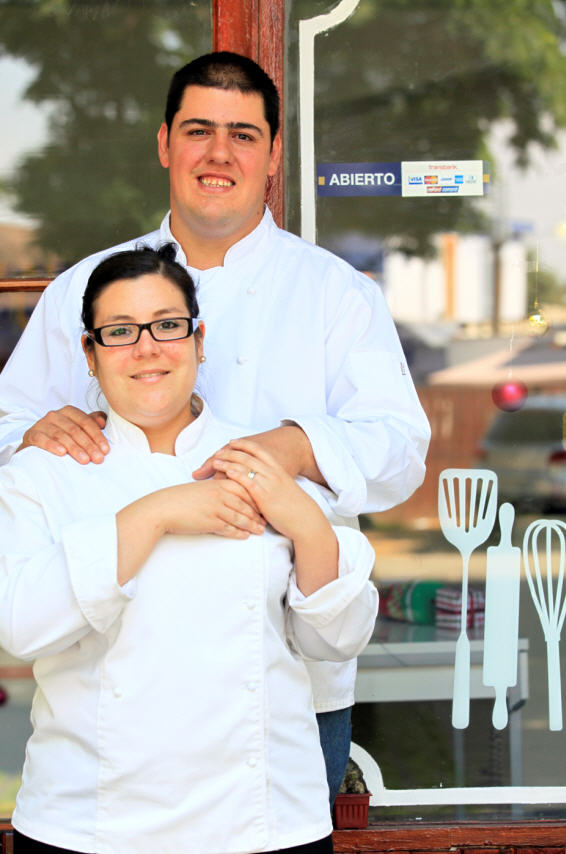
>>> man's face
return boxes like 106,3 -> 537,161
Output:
157,85 -> 281,248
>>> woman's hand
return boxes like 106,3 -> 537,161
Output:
208,438 -> 314,539
159,479 -> 265,539
116,479 -> 265,586
209,438 -> 339,595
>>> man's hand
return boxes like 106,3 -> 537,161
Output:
18,406 -> 109,464
192,424 -> 327,487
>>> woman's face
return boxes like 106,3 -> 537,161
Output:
81,273 -> 203,439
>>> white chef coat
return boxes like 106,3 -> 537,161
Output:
0,402 -> 378,854
0,207 -> 429,709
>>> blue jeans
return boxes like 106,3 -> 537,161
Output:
316,707 -> 352,807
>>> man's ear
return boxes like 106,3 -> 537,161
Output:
157,122 -> 170,168
267,132 -> 282,177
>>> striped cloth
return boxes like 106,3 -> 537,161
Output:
435,587 -> 485,630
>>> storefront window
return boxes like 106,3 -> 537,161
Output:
287,0 -> 566,820
0,0 -> 212,814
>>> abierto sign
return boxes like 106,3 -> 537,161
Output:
316,160 -> 487,197
317,162 -> 401,196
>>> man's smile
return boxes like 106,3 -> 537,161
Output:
199,175 -> 235,188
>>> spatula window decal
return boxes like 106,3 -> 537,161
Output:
438,469 -> 498,729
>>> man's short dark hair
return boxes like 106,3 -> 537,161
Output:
164,51 -> 280,144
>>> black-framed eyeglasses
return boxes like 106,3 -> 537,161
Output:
88,317 -> 198,347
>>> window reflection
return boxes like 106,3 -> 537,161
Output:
0,0 -> 211,277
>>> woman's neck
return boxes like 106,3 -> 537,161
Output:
141,395 -> 202,455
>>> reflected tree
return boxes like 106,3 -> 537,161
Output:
0,0 -> 211,267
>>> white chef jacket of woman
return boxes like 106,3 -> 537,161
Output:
0,402 -> 378,854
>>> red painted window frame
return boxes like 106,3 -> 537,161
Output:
212,0 -> 284,227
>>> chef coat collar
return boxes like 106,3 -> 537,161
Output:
159,207 -> 273,275
105,397 -> 212,456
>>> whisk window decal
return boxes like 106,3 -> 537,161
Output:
523,519 -> 566,731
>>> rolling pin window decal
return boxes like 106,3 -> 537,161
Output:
482,503 -> 521,730
438,470 -> 498,729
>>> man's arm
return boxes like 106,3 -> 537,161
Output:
0,235 -> 149,465
287,275 -> 430,516
0,266 -> 88,463
197,277 -> 429,517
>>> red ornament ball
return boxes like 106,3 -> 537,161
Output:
491,381 -> 528,412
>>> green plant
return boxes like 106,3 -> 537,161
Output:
338,758 -> 369,795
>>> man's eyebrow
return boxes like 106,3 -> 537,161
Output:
179,118 -> 264,136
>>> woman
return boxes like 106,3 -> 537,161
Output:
0,245 -> 377,854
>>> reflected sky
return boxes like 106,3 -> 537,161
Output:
0,57 -> 49,224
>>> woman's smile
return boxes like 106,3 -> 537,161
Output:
130,369 -> 171,382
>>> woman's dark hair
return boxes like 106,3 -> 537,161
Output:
82,243 -> 199,338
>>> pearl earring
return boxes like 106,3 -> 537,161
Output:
88,369 -> 95,377
199,355 -> 207,363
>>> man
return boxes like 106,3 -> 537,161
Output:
0,52 -> 430,804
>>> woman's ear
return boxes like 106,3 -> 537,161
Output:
81,334 -> 96,375
195,321 -> 205,362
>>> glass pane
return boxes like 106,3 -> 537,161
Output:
0,650 -> 34,817
0,292 -> 39,370
288,0 -> 566,820
0,0 -> 212,277
0,0 -> 212,818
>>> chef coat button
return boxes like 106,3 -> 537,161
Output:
247,756 -> 258,768
247,287 -> 256,296
113,688 -> 122,699
246,681 -> 257,692
245,600 -> 255,610
236,356 -> 248,365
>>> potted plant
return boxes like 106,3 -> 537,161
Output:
333,758 -> 371,829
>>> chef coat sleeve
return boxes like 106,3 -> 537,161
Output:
282,277 -> 430,517
0,262 -> 98,465
0,462 -> 133,661
285,526 -> 378,662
